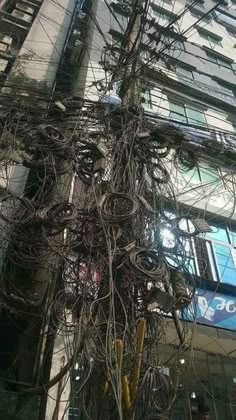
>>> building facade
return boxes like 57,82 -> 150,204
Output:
1,0 -> 236,418
0,1 -> 87,419
70,0 -> 236,419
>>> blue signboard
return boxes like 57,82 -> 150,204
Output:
184,289 -> 236,331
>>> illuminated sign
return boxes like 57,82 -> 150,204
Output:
184,289 -> 236,331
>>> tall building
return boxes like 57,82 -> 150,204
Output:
69,0 -> 236,418
0,1 -> 86,419
1,0 -> 236,419
0,0 -> 80,102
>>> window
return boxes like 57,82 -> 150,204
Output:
153,9 -> 171,22
161,213 -> 236,285
187,0 -> 204,8
201,223 -> 236,285
200,163 -> 221,184
217,82 -> 235,97
206,52 -> 232,70
197,29 -> 222,47
227,28 -> 236,38
190,10 -> 213,26
169,101 -> 206,126
159,345 -> 236,418
169,102 -> 187,123
187,107 -> 206,126
153,7 -> 177,27
177,66 -> 194,79
141,89 -> 152,109
159,213 -> 198,274
180,163 -> 221,186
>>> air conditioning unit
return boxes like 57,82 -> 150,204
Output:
15,3 -> 34,16
0,58 -> 9,73
0,35 -> 12,52
12,9 -> 33,23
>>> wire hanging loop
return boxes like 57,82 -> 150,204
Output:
129,248 -> 169,282
98,192 -> 139,223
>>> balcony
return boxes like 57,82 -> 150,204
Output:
176,72 -> 236,109
0,10 -> 31,42
214,9 -> 236,32
148,63 -> 236,110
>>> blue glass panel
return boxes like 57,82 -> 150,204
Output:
205,225 -> 229,243
214,243 -> 236,285
186,258 -> 196,275
165,255 -> 196,274
200,165 -> 219,183
228,226 -> 236,246
179,167 -> 200,183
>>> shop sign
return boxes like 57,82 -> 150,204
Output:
184,289 -> 236,331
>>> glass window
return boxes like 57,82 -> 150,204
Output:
199,165 -> 220,184
198,29 -> 222,46
200,223 -> 236,284
162,345 -> 236,419
207,353 -> 232,419
218,57 -> 232,69
227,28 -> 236,38
191,10 -> 213,25
187,0 -> 204,7
207,53 -> 218,64
153,7 -> 177,27
177,67 -> 194,79
180,167 -> 200,184
206,52 -> 232,71
169,102 -> 206,126
169,102 -> 187,123
228,226 -> 236,246
214,243 -> 236,285
217,83 -> 234,97
159,208 -> 236,285
205,225 -> 229,243
190,10 -> 202,19
153,9 -> 170,21
186,107 -> 206,126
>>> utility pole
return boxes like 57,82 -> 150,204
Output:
119,0 -> 144,104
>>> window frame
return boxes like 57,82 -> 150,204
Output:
159,208 -> 236,284
180,162 -> 223,187
197,28 -> 222,47
217,82 -> 235,97
206,52 -> 233,71
153,9 -> 171,23
152,5 -> 179,29
177,66 -> 194,79
203,226 -> 236,284
169,100 -> 207,127
190,10 -> 213,26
